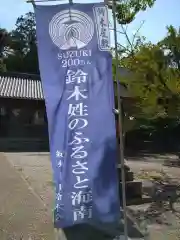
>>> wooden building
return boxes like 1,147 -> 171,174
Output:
0,71 -> 130,151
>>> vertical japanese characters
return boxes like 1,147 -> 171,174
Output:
94,6 -> 110,51
55,149 -> 64,220
66,69 -> 92,222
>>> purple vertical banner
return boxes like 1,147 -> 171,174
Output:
34,3 -> 120,229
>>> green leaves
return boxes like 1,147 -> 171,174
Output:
2,12 -> 39,74
109,0 -> 156,24
116,26 -> 180,120
159,25 -> 180,71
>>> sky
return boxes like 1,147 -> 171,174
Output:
0,0 -> 179,44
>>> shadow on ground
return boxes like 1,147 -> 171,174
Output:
128,173 -> 180,231
62,219 -> 144,240
128,202 -> 177,227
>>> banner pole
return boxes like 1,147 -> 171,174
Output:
29,0 -> 36,7
27,0 -> 68,3
112,0 -> 128,239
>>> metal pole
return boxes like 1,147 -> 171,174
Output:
26,0 -> 36,7
111,1 -> 128,239
26,0 -> 67,3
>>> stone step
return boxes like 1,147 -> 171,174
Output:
119,181 -> 142,202
126,195 -> 152,206
118,171 -> 134,182
0,138 -> 49,151
117,164 -> 130,172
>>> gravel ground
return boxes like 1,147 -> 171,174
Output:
128,158 -> 180,240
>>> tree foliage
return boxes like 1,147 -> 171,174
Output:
160,25 -> 180,71
2,12 -> 39,74
121,26 -> 180,120
0,28 -> 9,71
109,0 -> 156,24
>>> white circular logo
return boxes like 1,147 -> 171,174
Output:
49,9 -> 94,50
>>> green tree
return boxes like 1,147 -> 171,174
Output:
121,26 -> 180,120
111,0 -> 156,58
5,12 -> 39,74
160,25 -> 180,72
0,28 -> 9,72
108,0 -> 156,24
10,12 -> 36,54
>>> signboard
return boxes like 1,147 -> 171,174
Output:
35,3 -> 120,228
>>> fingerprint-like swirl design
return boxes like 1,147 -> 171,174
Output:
49,9 -> 94,50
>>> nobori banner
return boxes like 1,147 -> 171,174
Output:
34,3 -> 120,228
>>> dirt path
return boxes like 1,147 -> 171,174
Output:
4,152 -> 54,214
0,153 -> 54,240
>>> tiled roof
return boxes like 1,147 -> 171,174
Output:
0,71 -> 130,100
0,72 -> 44,100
